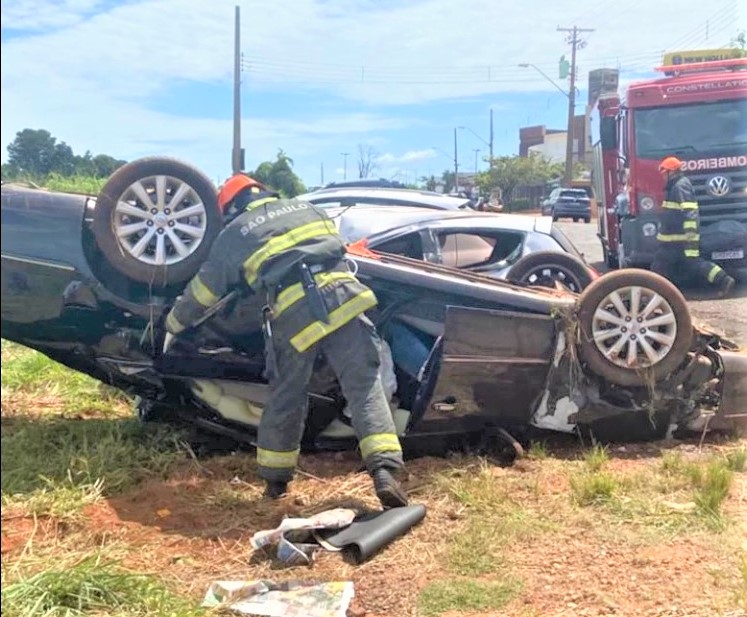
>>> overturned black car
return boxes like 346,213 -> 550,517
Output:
1,157 -> 745,453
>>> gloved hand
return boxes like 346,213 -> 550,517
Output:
163,332 -> 175,354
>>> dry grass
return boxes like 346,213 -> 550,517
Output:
3,340 -> 747,617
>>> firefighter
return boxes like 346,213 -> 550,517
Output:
650,156 -> 735,296
163,174 -> 408,509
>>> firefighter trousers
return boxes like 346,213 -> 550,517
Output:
256,315 -> 404,483
650,249 -> 729,290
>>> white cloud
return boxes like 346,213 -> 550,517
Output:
1,0 -> 743,180
376,149 -> 438,165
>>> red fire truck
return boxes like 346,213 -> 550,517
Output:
592,55 -> 747,273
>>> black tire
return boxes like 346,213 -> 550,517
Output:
576,269 -> 693,387
602,244 -> 619,270
92,157 -> 221,287
506,251 -> 594,293
584,217 -> 591,224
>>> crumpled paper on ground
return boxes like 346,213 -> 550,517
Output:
202,579 -> 354,617
250,508 -> 356,565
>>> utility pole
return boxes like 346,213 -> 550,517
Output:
489,108 -> 494,167
453,127 -> 459,193
341,152 -> 349,180
231,5 -> 243,174
320,162 -> 324,186
557,25 -> 593,186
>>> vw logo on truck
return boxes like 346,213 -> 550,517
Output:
707,175 -> 732,197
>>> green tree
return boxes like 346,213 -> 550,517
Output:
5,129 -> 127,180
251,150 -> 306,197
7,129 -> 62,176
420,174 -> 438,191
91,154 -> 126,177
476,153 -> 562,204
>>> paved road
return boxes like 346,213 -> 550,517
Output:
557,221 -> 747,347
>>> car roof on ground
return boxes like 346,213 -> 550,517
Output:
296,186 -> 473,210
326,205 -> 553,242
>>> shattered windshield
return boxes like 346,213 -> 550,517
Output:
634,98 -> 747,159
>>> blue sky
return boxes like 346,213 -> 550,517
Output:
1,0 -> 744,188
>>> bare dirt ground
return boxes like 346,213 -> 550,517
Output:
3,434 -> 746,617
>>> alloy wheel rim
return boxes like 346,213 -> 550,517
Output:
590,285 -> 677,369
112,175 -> 207,266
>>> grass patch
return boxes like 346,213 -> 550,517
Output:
1,555 -> 204,617
2,341 -> 126,416
43,173 -> 107,195
447,519 -> 506,576
527,440 -> 549,460
574,449 -> 743,534
570,471 -> 618,506
583,444 -> 609,472
2,341 -> 187,517
691,460 -> 734,520
417,578 -> 523,616
2,416 -> 185,514
726,448 -> 747,473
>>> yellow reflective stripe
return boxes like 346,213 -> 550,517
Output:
657,233 -> 700,242
359,433 -> 403,459
257,447 -> 300,469
707,264 -> 723,282
662,200 -> 683,210
189,275 -> 219,307
684,249 -> 700,257
243,220 -> 339,285
290,290 -> 378,352
165,311 -> 186,334
683,220 -> 698,230
246,196 -> 278,211
273,271 -> 358,318
662,200 -> 698,210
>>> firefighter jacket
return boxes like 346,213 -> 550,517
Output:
656,174 -> 700,258
165,196 -> 378,352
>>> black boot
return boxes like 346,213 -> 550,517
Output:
264,480 -> 288,499
372,468 -> 408,509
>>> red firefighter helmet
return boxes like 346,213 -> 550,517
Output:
658,156 -> 684,173
217,174 -> 265,213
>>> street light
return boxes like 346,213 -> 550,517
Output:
458,108 -> 494,166
517,63 -> 569,98
431,130 -> 460,193
340,152 -> 349,180
518,62 -> 576,187
473,149 -> 481,173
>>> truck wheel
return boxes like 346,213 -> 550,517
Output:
602,245 -> 618,270
576,269 -> 692,387
506,251 -> 594,293
92,157 -> 221,288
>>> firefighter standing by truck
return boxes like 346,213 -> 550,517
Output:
162,174 -> 408,509
650,156 -> 736,297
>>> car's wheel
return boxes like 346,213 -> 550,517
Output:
584,217 -> 591,224
506,251 -> 594,293
92,157 -> 221,287
576,269 -> 693,387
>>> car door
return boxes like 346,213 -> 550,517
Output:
411,305 -> 558,430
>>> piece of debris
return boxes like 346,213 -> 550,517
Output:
250,508 -> 356,565
202,579 -> 355,617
